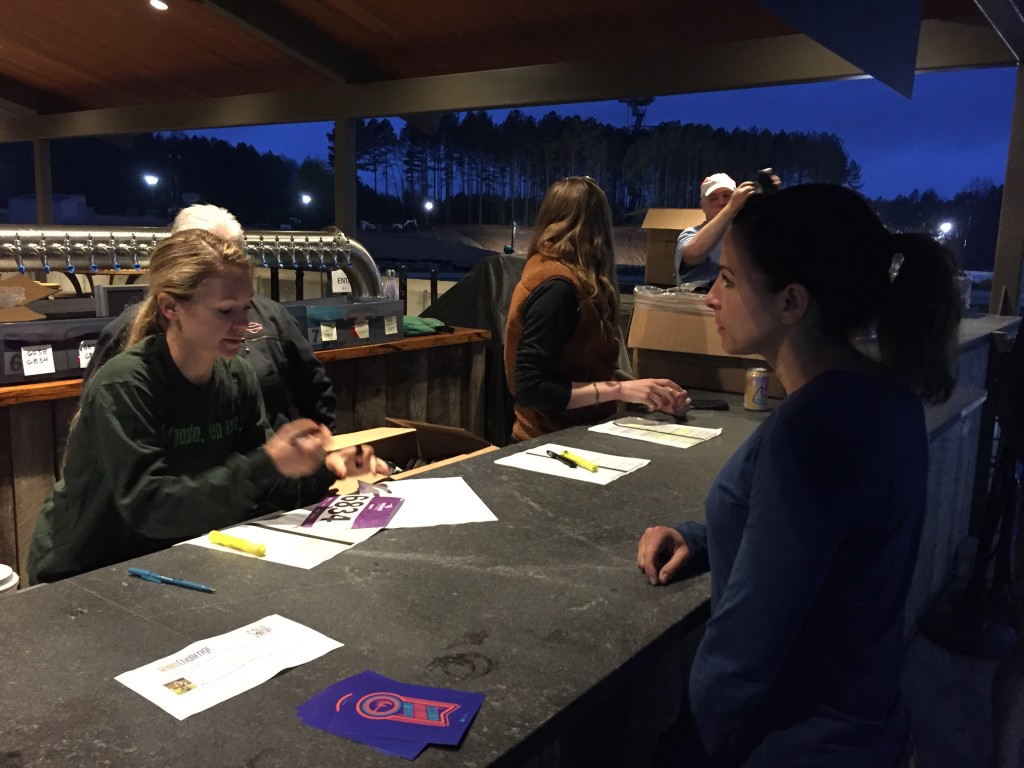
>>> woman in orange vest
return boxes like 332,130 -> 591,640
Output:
504,176 -> 689,441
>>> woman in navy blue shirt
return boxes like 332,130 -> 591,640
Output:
637,184 -> 961,767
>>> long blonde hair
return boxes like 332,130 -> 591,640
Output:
126,228 -> 251,346
528,176 -> 620,340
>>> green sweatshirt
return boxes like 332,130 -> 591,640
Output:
29,334 -> 287,583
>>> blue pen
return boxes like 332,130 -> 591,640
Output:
128,567 -> 215,594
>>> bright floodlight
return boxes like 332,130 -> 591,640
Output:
143,174 -> 159,187
424,200 -> 435,211
150,0 -> 169,10
300,194 -> 313,205
939,221 -> 953,235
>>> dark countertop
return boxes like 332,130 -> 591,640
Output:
958,313 -> 1020,352
0,405 -> 769,768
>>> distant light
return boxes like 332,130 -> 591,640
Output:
150,0 -> 168,10
143,174 -> 159,187
300,193 -> 312,205
938,221 -> 953,235
423,200 -> 434,211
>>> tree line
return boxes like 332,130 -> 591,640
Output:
0,113 -> 1002,270
344,110 -> 863,227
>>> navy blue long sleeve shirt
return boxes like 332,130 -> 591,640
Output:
677,369 -> 926,767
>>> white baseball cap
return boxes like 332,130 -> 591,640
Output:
700,173 -> 737,197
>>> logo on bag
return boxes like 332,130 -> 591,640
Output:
349,692 -> 460,726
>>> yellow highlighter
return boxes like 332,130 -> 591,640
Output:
208,530 -> 266,557
560,449 -> 598,473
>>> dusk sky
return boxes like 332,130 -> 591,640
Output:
185,66 -> 1016,201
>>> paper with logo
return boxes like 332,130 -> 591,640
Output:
115,614 -> 342,720
297,669 -> 484,758
182,486 -> 403,568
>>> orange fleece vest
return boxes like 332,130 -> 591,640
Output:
504,254 -> 618,441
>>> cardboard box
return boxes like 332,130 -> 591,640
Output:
327,418 -> 497,493
0,274 -> 61,322
627,298 -> 785,398
640,208 -> 705,286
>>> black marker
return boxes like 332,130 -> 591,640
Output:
546,449 -> 577,469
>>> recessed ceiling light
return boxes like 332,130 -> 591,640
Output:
150,0 -> 169,10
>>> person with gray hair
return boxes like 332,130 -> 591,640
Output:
84,204 -> 336,431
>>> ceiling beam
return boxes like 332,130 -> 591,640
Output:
972,0 -> 1024,61
0,19 -> 1012,143
199,0 -> 386,83
0,76 -> 77,116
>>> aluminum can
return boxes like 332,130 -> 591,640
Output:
744,367 -> 770,411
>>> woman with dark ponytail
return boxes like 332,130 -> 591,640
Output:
637,184 -> 960,767
29,229 -> 384,584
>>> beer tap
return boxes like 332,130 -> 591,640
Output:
115,237 -> 135,271
303,236 -> 314,270
55,234 -> 74,274
107,234 -> 121,271
339,232 -> 353,268
272,235 -> 284,268
2,236 -> 25,274
317,237 -> 328,271
129,234 -> 141,270
73,235 -> 98,273
258,235 -> 268,268
26,236 -> 50,274
289,235 -> 299,269
329,235 -> 341,269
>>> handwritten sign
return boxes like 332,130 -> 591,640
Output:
21,344 -> 55,376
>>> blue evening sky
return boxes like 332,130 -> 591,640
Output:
184,66 -> 1016,200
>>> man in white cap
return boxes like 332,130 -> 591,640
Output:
675,172 -> 756,285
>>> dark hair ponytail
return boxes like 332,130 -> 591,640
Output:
731,184 -> 961,404
878,232 -> 960,403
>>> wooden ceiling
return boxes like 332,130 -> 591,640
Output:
0,0 -> 1016,138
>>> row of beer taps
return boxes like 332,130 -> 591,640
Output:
0,231 -> 357,275
251,233 -> 355,272
0,233 -> 154,274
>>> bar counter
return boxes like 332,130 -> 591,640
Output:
0,373 -> 1004,767
0,328 -> 489,586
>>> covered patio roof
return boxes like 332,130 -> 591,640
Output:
0,0 -> 1020,310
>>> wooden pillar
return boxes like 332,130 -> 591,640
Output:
989,64 -> 1024,316
32,139 -> 53,225
333,117 -> 358,234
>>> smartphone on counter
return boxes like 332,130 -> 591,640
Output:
689,399 -> 730,411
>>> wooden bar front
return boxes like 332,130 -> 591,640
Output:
0,327 -> 489,586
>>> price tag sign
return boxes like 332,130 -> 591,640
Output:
331,270 -> 352,294
21,344 -> 56,376
384,316 -> 399,335
354,321 -> 370,339
320,322 -> 338,342
79,341 -> 96,369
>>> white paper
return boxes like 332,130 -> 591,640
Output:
494,443 -> 648,485
377,476 -> 497,528
183,521 -> 377,569
182,478 -> 495,567
21,344 -> 55,376
590,418 -> 723,449
115,614 -> 341,720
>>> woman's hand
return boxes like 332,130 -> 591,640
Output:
637,525 -> 691,586
324,444 -> 389,480
619,378 -> 691,415
264,419 -> 332,478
